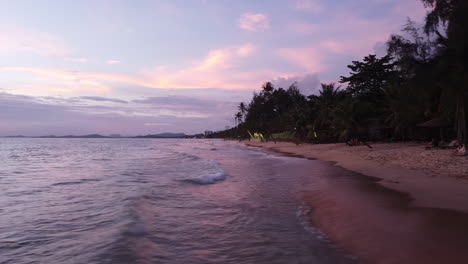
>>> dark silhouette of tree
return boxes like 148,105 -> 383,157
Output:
235,112 -> 242,127
387,0 -> 468,144
209,0 -> 467,144
340,55 -> 396,101
238,102 -> 247,121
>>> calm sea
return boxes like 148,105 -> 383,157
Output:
0,138 -> 357,264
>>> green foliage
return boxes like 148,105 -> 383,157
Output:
211,0 -> 467,144
271,131 -> 296,140
340,55 -> 396,99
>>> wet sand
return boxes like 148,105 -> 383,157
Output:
244,141 -> 468,264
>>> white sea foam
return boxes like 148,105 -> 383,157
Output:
185,160 -> 227,185
189,171 -> 226,184
296,203 -> 331,243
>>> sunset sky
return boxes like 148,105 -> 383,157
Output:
0,0 -> 427,136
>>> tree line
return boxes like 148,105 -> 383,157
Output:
210,0 -> 467,144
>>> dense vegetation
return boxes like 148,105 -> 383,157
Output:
211,0 -> 467,144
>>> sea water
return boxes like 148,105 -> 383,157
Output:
0,138 -> 357,264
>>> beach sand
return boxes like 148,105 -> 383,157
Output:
244,140 -> 468,264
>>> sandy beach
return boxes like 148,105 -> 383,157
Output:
244,140 -> 468,264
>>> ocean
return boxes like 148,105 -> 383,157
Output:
0,138 -> 357,264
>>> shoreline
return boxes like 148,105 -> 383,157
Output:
243,140 -> 468,264
244,141 -> 468,212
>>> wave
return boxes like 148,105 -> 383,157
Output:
296,203 -> 330,242
174,152 -> 201,161
92,158 -> 112,161
51,178 -> 101,186
186,171 -> 226,185
182,160 -> 227,185
52,181 -> 83,186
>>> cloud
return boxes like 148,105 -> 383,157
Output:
79,96 -> 128,104
65,58 -> 89,63
277,47 -> 324,73
1,40 -> 305,94
0,25 -> 69,56
319,40 -> 346,54
106,60 -> 120,64
135,43 -> 289,90
292,0 -> 323,13
285,13 -> 401,65
238,13 -> 270,32
1,42 -> 271,91
372,41 -> 388,57
144,123 -> 173,126
133,95 -> 238,117
0,66 -> 112,94
195,43 -> 255,71
325,14 -> 398,57
0,91 -> 242,136
271,73 -> 321,95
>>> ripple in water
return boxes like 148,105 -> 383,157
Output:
0,138 -> 358,264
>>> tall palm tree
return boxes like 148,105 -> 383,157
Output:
238,102 -> 247,122
235,112 -> 242,127
315,83 -> 342,125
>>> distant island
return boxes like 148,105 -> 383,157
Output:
4,133 -> 195,139
134,133 -> 187,138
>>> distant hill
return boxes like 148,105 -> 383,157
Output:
134,133 -> 187,138
37,134 -> 110,138
4,133 -> 189,139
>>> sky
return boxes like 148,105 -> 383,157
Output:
0,0 -> 427,136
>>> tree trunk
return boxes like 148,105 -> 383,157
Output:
456,95 -> 466,144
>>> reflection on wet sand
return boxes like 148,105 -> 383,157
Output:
304,164 -> 468,264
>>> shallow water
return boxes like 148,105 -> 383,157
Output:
0,138 -> 357,264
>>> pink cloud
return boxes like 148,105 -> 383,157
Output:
106,60 -> 121,65
195,43 -> 255,71
238,13 -> 270,32
320,40 -> 346,54
65,58 -> 89,63
1,43 -> 293,92
278,47 -> 324,73
0,66 -> 112,94
309,13 -> 401,58
236,43 -> 256,56
136,43 -> 284,90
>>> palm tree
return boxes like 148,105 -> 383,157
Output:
238,102 -> 247,122
310,83 -> 347,141
314,83 -> 342,125
235,112 -> 242,127
261,82 -> 274,95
